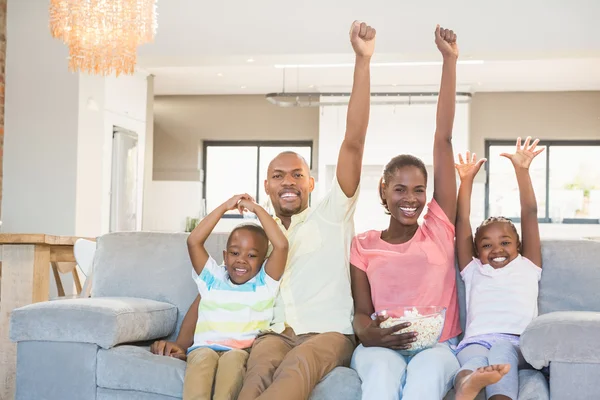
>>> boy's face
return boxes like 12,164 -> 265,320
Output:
223,229 -> 268,284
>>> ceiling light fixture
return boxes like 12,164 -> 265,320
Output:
274,60 -> 484,69
49,0 -> 158,76
266,92 -> 472,107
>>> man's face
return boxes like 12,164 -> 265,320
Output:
264,153 -> 314,218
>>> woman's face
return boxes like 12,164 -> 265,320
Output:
381,166 -> 428,226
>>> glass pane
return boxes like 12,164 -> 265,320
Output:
488,145 -> 547,219
205,146 -> 258,215
549,146 -> 600,221
258,146 -> 312,209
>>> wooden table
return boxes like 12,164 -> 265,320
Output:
0,234 -> 85,400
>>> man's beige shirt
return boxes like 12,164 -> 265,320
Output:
271,178 -> 359,335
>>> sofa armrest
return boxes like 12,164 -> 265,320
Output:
10,297 -> 177,349
521,311 -> 600,369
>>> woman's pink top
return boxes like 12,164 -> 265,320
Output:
350,199 -> 461,342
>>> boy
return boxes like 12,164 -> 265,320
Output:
182,193 -> 288,400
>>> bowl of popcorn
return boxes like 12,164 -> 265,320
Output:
376,306 -> 446,356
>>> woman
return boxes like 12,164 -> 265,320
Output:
350,25 -> 462,400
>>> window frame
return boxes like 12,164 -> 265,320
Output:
485,139 -> 600,224
202,140 -> 314,218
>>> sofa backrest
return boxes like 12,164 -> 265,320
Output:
92,234 -> 599,340
92,231 -> 229,340
537,239 -> 600,314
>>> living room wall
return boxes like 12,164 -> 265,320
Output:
149,91 -> 600,238
470,91 -> 600,156
153,95 -> 319,181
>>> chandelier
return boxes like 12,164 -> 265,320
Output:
49,0 -> 158,76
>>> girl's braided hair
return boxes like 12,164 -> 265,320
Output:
473,216 -> 522,257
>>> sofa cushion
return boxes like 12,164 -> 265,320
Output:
538,240 -> 600,314
97,388 -> 179,400
10,297 -> 177,349
310,367 -> 361,400
97,345 -> 361,399
98,345 -> 186,398
92,232 -> 229,341
521,311 -> 600,369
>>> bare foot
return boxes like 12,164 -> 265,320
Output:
455,364 -> 511,400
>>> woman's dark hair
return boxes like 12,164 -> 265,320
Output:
473,216 -> 522,256
378,154 -> 428,214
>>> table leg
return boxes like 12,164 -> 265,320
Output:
0,244 -> 50,400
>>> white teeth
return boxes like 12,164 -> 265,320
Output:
400,207 -> 417,214
492,257 -> 507,262
280,193 -> 298,198
235,268 -> 246,272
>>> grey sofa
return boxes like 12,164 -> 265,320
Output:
9,233 -> 600,399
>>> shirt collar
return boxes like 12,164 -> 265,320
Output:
274,207 -> 311,230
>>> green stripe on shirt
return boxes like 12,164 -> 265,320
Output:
194,320 -> 270,334
198,298 -> 275,313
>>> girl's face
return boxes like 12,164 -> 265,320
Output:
381,166 -> 427,226
476,221 -> 520,269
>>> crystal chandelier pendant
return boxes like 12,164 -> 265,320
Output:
49,0 -> 158,76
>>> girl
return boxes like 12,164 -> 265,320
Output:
453,137 -> 544,400
349,25 -> 462,399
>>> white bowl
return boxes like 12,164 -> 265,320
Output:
376,306 -> 446,356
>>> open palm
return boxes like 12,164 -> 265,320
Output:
455,151 -> 486,181
501,137 -> 545,170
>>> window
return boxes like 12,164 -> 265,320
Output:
485,140 -> 600,223
203,141 -> 313,217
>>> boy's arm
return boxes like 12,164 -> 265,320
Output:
187,193 -> 253,275
455,152 -> 486,270
433,25 -> 459,222
239,199 -> 288,281
501,137 -> 544,267
149,294 -> 200,358
336,21 -> 375,198
175,294 -> 200,349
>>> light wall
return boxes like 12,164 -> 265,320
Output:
149,91 -> 600,238
3,0 -> 79,234
470,91 -> 600,156
153,95 -> 319,181
3,1 -> 152,297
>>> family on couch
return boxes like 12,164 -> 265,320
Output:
150,21 -> 544,400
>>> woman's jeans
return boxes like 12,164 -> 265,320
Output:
351,338 -> 459,400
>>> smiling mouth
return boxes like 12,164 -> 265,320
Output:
233,267 -> 248,276
399,206 -> 418,217
279,191 -> 300,202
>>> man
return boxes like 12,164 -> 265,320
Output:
151,21 -> 376,400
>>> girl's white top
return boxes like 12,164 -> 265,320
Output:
461,254 -> 542,340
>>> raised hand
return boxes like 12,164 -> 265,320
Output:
350,21 -> 376,58
435,25 -> 458,59
455,151 -> 486,182
500,137 -> 545,170
223,193 -> 254,214
238,197 -> 260,214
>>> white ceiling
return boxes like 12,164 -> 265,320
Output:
140,0 -> 600,95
